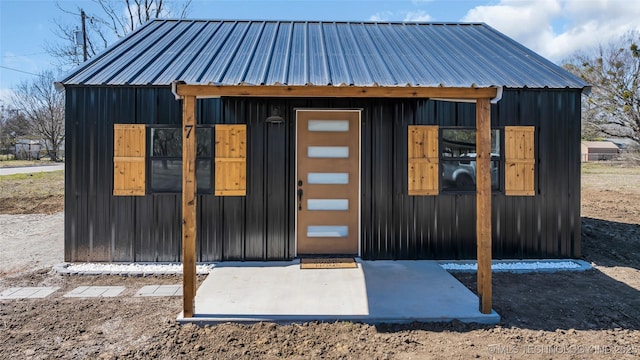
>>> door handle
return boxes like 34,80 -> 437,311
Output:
297,188 -> 303,210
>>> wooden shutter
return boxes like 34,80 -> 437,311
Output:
215,124 -> 247,196
505,126 -> 535,196
408,125 -> 439,196
113,124 -> 146,196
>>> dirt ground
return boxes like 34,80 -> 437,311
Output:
0,170 -> 64,215
1,163 -> 639,359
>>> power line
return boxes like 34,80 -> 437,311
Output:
0,65 -> 40,76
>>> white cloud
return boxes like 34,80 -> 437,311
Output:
404,10 -> 432,22
370,10 -> 433,22
0,88 -> 15,103
462,0 -> 640,62
369,11 -> 393,22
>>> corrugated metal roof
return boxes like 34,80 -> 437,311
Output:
58,20 -> 587,89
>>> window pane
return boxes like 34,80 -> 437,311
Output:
491,130 -> 500,155
308,120 -> 349,132
441,160 -> 500,191
151,159 -> 182,192
196,128 -> 212,157
307,226 -> 349,237
441,129 -> 475,157
152,128 -> 181,157
197,159 -> 212,193
440,128 -> 501,192
151,127 -> 212,157
441,129 -> 500,157
308,172 -> 349,184
491,160 -> 499,190
308,146 -> 349,158
442,160 -> 475,191
307,199 -> 349,210
151,159 -> 212,193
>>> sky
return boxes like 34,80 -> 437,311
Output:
1,0 -> 639,102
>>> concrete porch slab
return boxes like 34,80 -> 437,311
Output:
177,260 -> 499,325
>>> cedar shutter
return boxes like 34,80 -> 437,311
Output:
215,124 -> 247,196
113,124 -> 146,196
505,126 -> 535,196
408,125 -> 439,195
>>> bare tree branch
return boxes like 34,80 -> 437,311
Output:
10,72 -> 65,161
48,0 -> 191,67
564,30 -> 640,145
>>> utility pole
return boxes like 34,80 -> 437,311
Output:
81,9 -> 88,62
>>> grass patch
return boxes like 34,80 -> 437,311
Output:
582,161 -> 640,174
0,159 -> 59,168
0,170 -> 64,214
1,171 -> 61,181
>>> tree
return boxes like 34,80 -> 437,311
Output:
10,71 -> 65,162
48,0 -> 192,66
563,31 -> 640,145
0,102 -> 31,152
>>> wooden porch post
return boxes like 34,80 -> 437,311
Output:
182,95 -> 197,317
476,97 -> 492,314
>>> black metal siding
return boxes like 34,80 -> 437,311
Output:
64,86 -> 581,262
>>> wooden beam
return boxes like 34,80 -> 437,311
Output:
182,95 -> 197,318
476,97 -> 492,314
176,84 -> 497,100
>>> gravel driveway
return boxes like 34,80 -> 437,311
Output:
0,212 -> 64,276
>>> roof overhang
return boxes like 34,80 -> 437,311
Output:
172,82 -> 501,103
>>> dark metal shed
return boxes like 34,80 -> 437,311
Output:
58,20 -> 587,315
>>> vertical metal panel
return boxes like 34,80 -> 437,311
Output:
65,86 -> 581,262
244,101 -> 266,259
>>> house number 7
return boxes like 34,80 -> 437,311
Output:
185,124 -> 193,139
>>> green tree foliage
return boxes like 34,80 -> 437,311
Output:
564,31 -> 640,145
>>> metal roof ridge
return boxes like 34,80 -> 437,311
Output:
176,83 -> 496,88
149,19 -> 487,26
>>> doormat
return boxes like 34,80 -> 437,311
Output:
300,258 -> 357,269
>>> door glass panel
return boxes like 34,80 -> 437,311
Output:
308,120 -> 349,132
307,226 -> 349,237
308,172 -> 349,184
308,146 -> 349,158
307,199 -> 349,210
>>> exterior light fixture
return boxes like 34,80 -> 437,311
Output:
265,106 -> 285,124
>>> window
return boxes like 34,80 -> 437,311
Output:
149,126 -> 213,193
440,128 -> 500,192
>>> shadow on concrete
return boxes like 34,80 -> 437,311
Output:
359,261 -> 497,324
